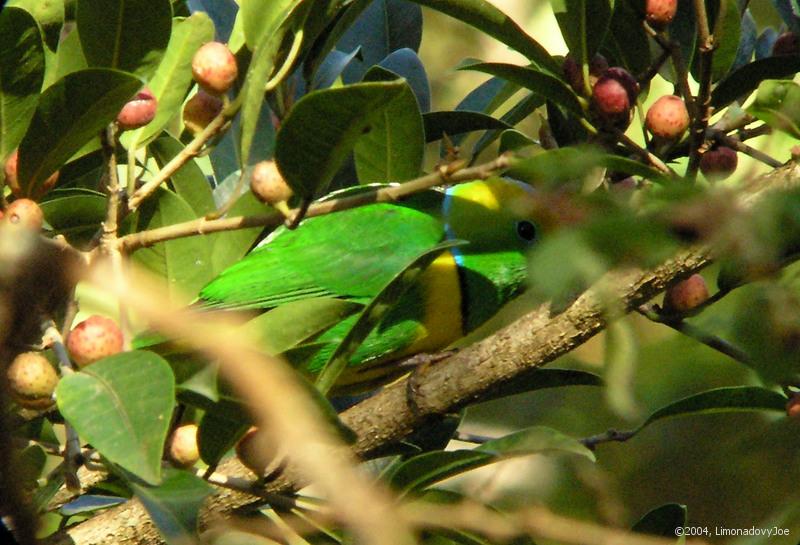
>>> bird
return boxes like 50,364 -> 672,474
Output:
187,176 -> 542,392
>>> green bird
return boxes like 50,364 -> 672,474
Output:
196,177 -> 542,391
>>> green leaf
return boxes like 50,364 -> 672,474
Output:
631,503 -> 687,538
238,1 -> 307,168
482,368 -> 603,402
17,444 -> 47,490
603,0 -> 651,76
76,0 -> 172,78
747,79 -> 800,139
604,319 -> 641,419
315,240 -> 464,394
460,62 -> 582,117
708,0 -> 741,82
56,350 -> 175,484
638,386 -> 787,431
208,171 -> 265,274
508,146 -> 669,186
149,136 -> 216,217
122,12 -> 215,149
198,410 -> 250,466
16,68 -> 143,196
337,0 -> 423,83
387,426 -> 594,494
423,110 -> 511,143
471,93 -> 543,158
40,188 -> 107,243
133,188 -> 215,300
59,495 -> 127,516
240,0 -> 304,51
0,7 -> 45,162
45,25 -> 88,87
551,0 -> 612,66
130,467 -> 213,545
246,297 -> 363,354
274,80 -> 407,197
498,128 -> 537,153
355,67 -> 424,183
711,56 -> 800,109
408,0 -> 558,73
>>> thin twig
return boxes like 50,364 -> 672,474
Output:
686,0 -> 715,181
636,304 -> 753,366
580,428 -> 638,450
712,131 -> 782,169
128,95 -> 243,212
115,154 -> 515,253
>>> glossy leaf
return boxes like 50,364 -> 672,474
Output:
274,80 -> 407,197
379,48 -> 431,112
772,0 -> 800,34
631,503 -> 687,537
315,240 -> 464,394
76,0 -> 172,78
498,128 -> 536,153
664,0 -> 696,83
56,351 -> 175,484
482,368 -> 603,402
45,25 -> 88,88
17,444 -> 47,490
187,0 -> 238,42
603,0 -> 651,76
638,386 -> 787,431
604,319 -> 641,419
756,27 -> 778,60
423,110 -> 511,143
409,0 -> 558,73
460,62 -> 582,116
122,12 -> 215,149
551,0 -> 612,66
6,0 -> 64,28
208,171 -> 265,274
730,9 -> 756,73
60,495 -> 127,517
246,297 -> 363,354
747,79 -> 800,138
149,136 -> 216,217
0,7 -> 45,162
508,146 -> 670,186
40,188 -> 106,244
240,0 -> 303,50
131,468 -> 213,545
198,410 -> 250,466
711,56 -> 800,108
312,47 -> 362,90
338,0 -> 423,83
456,75 -> 517,114
133,188 -> 215,300
238,0 -> 305,168
387,426 -> 594,494
16,69 -> 142,196
355,68 -> 424,183
709,0 -> 742,82
471,93 -> 543,157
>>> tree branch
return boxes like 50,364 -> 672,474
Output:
43,162 -> 800,545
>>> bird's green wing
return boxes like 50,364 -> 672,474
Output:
198,203 -> 445,309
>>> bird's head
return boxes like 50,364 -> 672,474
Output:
443,177 -> 541,253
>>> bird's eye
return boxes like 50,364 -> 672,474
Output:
516,220 -> 537,242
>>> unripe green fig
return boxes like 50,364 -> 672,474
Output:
192,42 -> 238,96
167,424 -> 200,468
67,315 -> 124,367
7,352 -> 58,410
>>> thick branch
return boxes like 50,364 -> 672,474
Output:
43,163 -> 800,545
